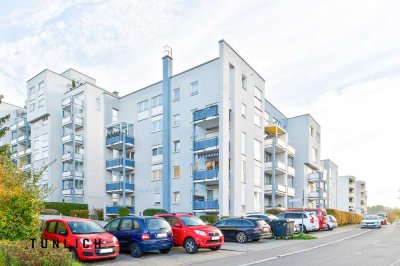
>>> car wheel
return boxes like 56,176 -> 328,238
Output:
159,248 -> 171,254
210,245 -> 221,251
326,224 -> 331,231
130,242 -> 143,258
236,232 -> 248,243
184,238 -> 198,254
301,225 -> 307,233
69,248 -> 78,261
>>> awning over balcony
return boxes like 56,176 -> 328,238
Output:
197,152 -> 219,159
265,125 -> 286,135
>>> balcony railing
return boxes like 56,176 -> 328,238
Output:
62,170 -> 84,179
308,191 -> 327,199
62,189 -> 84,196
106,206 -> 134,215
62,134 -> 83,144
106,158 -> 135,170
193,137 -> 218,151
62,153 -> 83,162
62,96 -> 83,107
193,199 -> 219,210
10,123 -> 17,131
193,105 -> 218,122
106,135 -> 134,146
62,116 -> 83,127
106,182 -> 134,193
193,169 -> 218,181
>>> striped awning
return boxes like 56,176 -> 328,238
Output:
198,152 -> 219,159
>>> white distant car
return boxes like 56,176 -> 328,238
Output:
361,215 -> 382,229
326,215 -> 337,230
395,220 -> 400,225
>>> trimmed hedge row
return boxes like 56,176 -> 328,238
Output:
326,209 -> 362,225
70,210 -> 89,218
265,209 -> 285,215
199,215 -> 218,225
44,202 -> 88,216
143,209 -> 167,216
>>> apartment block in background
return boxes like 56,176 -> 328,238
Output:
321,159 -> 339,209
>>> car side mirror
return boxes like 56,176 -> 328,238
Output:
173,223 -> 181,227
59,230 -> 67,236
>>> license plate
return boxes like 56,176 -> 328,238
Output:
157,233 -> 167,238
99,248 -> 113,254
211,236 -> 219,240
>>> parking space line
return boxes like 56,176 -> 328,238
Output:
239,230 -> 371,266
389,257 -> 400,266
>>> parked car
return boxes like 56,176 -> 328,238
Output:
105,216 -> 173,258
326,215 -> 337,230
214,217 -> 272,243
286,208 -> 328,230
277,212 -> 319,232
376,213 -> 387,225
395,220 -> 400,225
246,213 -> 299,234
155,213 -> 223,254
41,218 -> 119,261
361,215 -> 382,229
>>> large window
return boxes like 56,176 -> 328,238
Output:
254,109 -> 262,127
312,147 -> 318,163
254,87 -> 262,110
152,146 -> 163,156
173,88 -> 180,101
38,98 -> 44,108
151,170 -> 162,181
241,132 -> 246,155
138,100 -> 149,113
95,97 -> 101,111
151,95 -> 163,108
309,125 -> 314,136
173,114 -> 180,127
29,86 -> 35,98
241,103 -> 247,118
173,192 -> 181,204
173,140 -> 180,153
173,166 -> 180,178
241,160 -> 246,183
112,109 -> 119,123
154,193 -> 161,205
254,139 -> 262,162
152,119 -> 163,132
254,164 -> 262,187
29,102 -> 35,112
190,81 -> 198,95
38,81 -> 45,95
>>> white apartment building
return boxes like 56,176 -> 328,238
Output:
321,159 -> 339,209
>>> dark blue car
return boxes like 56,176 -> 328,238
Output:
105,216 -> 173,257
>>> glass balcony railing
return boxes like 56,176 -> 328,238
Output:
193,199 -> 219,210
106,158 -> 135,169
193,105 -> 218,121
193,169 -> 218,181
106,181 -> 134,192
106,135 -> 134,146
106,206 -> 134,215
193,137 -> 218,151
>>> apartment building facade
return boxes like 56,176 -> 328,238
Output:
321,159 -> 339,209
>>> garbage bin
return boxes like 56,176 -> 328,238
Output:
272,219 -> 295,239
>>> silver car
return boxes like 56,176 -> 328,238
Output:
361,215 -> 382,228
326,215 -> 337,230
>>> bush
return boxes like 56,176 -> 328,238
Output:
70,210 -> 89,219
44,202 -> 88,216
326,209 -> 363,225
265,209 -> 285,215
143,208 -> 167,216
119,207 -> 130,217
90,208 -> 104,221
199,215 -> 218,225
40,209 -> 60,215
0,240 -> 78,266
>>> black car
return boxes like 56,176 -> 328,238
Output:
246,213 -> 278,228
214,218 -> 271,243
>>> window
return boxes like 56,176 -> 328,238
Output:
138,100 -> 149,113
173,88 -> 180,101
173,192 -> 181,204
241,132 -> 246,155
241,160 -> 246,183
152,119 -> 163,132
33,152 -> 40,161
241,103 -> 247,118
112,108 -> 119,123
190,81 -> 198,95
254,109 -> 262,127
265,112 -> 270,124
38,98 -> 44,108
29,102 -> 35,112
38,81 -> 44,95
151,170 -> 162,181
56,222 -> 66,235
42,116 -> 48,126
312,147 -> 318,163
254,192 -> 261,211
316,132 -> 320,143
95,97 -> 101,111
152,146 -> 163,156
119,219 -> 133,231
42,133 -> 48,147
273,118 -> 281,127
173,140 -> 180,153
254,164 -> 262,187
254,139 -> 262,161
173,166 -> 180,178
309,125 -> 314,136
29,86 -> 35,98
33,137 -> 39,150
254,87 -> 262,110
154,193 -> 161,205
242,75 -> 247,90
105,218 -> 120,232
207,190 -> 214,201
47,222 -> 57,233
173,114 -> 180,127
151,95 -> 163,108
241,186 -> 246,210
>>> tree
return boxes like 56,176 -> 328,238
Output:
0,97 -> 11,156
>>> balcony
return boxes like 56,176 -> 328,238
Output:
10,123 -> 17,131
106,134 -> 134,150
308,191 -> 327,199
62,153 -> 83,162
17,120 -> 26,129
62,96 -> 83,107
106,158 -> 134,172
106,206 -> 134,216
152,155 -> 163,165
62,189 -> 84,196
10,138 -> 18,146
264,138 -> 295,156
62,134 -> 83,145
11,152 -> 17,160
193,105 -> 219,128
193,169 -> 219,184
287,187 -> 295,197
17,135 -> 29,145
287,166 -> 295,176
308,173 -> 327,183
106,182 -> 134,194
62,116 -> 83,128
193,200 -> 219,212
22,164 -> 32,171
264,184 -> 288,196
193,137 -> 218,155
62,170 -> 84,180
264,161 -> 286,175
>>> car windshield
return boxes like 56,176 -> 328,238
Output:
180,216 -> 205,226
145,218 -> 171,231
67,221 -> 105,234
364,215 -> 379,220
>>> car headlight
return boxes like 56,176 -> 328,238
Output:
80,239 -> 93,245
216,229 -> 222,235
112,236 -> 118,243
194,230 -> 207,236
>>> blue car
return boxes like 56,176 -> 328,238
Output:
105,216 -> 173,257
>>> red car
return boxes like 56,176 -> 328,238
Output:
41,218 -> 119,261
155,213 -> 223,254
287,208 -> 328,230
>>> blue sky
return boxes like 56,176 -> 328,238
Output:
1,0 -> 400,207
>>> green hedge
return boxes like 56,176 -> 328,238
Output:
265,209 -> 285,215
44,202 -> 88,216
0,240 -> 79,266
40,209 -> 60,215
143,208 -> 167,216
91,208 -> 104,221
199,215 -> 218,225
119,207 -> 130,217
70,210 -> 89,219
326,209 -> 363,225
